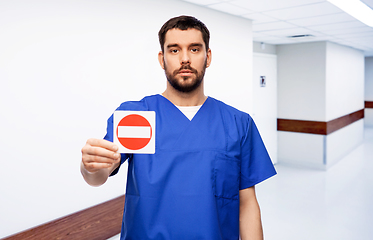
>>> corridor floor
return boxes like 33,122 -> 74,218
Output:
258,127 -> 373,240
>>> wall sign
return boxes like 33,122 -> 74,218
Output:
260,76 -> 266,87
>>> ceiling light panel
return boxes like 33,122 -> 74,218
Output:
263,2 -> 342,20
338,31 -> 373,39
260,27 -> 323,37
288,12 -> 356,26
325,26 -> 373,35
229,0 -> 324,12
306,21 -> 367,31
327,0 -> 373,27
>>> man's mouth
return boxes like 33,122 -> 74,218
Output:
177,66 -> 196,76
179,69 -> 192,75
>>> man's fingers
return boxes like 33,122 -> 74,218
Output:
83,145 -> 119,160
86,138 -> 118,152
84,162 -> 114,172
83,153 -> 119,164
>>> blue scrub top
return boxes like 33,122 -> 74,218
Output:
105,94 -> 276,240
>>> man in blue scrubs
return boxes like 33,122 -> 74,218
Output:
81,16 -> 276,240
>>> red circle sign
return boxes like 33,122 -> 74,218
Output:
116,114 -> 152,150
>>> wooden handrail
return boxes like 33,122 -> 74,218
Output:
277,109 -> 364,135
2,195 -> 125,240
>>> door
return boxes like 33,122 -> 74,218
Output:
253,53 -> 277,164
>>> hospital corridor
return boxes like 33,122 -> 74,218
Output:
1,0 -> 373,240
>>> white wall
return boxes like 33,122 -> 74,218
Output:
0,0 -> 253,238
253,41 -> 277,55
365,57 -> 373,101
365,57 -> 373,127
326,42 -> 364,121
365,109 -> 373,127
278,131 -> 325,169
253,53 -> 277,164
277,42 -> 327,121
325,43 -> 365,167
278,119 -> 365,170
326,119 -> 364,167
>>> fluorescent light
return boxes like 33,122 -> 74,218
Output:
327,0 -> 373,27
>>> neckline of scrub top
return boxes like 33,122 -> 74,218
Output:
175,105 -> 202,121
157,94 -> 210,122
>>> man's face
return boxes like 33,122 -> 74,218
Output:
158,28 -> 211,93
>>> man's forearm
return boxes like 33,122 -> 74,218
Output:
239,187 -> 264,240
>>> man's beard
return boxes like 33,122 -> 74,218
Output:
164,60 -> 207,93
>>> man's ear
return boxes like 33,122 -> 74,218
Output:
158,51 -> 165,70
206,48 -> 212,68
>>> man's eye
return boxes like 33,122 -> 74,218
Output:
171,49 -> 179,53
191,48 -> 199,52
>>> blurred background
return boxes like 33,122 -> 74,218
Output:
0,0 -> 372,239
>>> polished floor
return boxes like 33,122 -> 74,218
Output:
258,127 -> 373,240
108,127 -> 373,240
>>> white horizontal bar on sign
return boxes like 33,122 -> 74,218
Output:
118,126 -> 151,138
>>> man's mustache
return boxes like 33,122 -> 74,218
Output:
173,65 -> 198,75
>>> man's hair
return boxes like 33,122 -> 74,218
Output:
158,15 -> 210,52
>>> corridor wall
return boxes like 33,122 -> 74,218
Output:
365,57 -> 373,127
277,41 -> 364,169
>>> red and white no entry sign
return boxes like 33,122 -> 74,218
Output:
114,111 -> 156,154
117,114 -> 152,150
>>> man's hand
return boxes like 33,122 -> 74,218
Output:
82,138 -> 120,172
81,138 -> 121,186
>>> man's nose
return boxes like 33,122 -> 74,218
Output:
180,51 -> 190,64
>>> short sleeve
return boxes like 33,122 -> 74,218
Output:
239,117 -> 277,190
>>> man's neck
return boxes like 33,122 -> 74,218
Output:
162,83 -> 207,106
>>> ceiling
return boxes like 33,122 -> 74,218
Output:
181,0 -> 373,56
